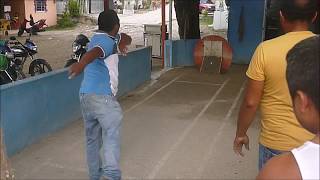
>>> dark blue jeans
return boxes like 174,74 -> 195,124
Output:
259,144 -> 282,170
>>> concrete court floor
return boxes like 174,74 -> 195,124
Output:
10,65 -> 261,179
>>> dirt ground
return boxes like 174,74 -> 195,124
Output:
4,17 -> 226,74
6,24 -> 96,71
7,23 -> 163,72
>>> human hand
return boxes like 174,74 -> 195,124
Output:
118,42 -> 128,56
68,62 -> 85,79
118,33 -> 131,56
233,134 -> 250,157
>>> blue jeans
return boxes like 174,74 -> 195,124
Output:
259,144 -> 282,170
80,94 -> 123,180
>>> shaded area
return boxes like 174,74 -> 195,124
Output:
11,66 -> 261,179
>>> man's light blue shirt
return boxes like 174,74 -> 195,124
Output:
79,33 -> 116,95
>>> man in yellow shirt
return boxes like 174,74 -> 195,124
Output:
233,0 -> 318,170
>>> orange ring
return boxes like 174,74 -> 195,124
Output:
194,35 -> 232,74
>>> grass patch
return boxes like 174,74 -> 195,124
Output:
200,14 -> 213,26
46,24 -> 77,31
58,13 -> 76,28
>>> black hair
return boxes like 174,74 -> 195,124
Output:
98,10 -> 120,32
280,0 -> 318,22
286,35 -> 319,111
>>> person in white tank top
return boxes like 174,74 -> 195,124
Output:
292,141 -> 319,180
257,35 -> 319,179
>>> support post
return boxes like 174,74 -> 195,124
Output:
169,0 -> 173,67
161,0 -> 166,68
104,0 -> 109,11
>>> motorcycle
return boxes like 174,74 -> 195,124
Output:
8,36 -> 52,77
0,40 -> 25,85
64,34 -> 89,67
18,15 -> 47,37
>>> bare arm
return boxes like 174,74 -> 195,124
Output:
68,47 -> 103,78
233,78 -> 264,156
120,33 -> 132,45
257,153 -> 302,180
237,79 -> 264,136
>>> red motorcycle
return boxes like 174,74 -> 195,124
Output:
18,15 -> 47,36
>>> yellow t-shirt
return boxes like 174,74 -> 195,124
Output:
246,31 -> 315,151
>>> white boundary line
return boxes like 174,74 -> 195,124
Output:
147,78 -> 231,179
198,81 -> 246,176
124,74 -> 184,114
175,81 -> 222,87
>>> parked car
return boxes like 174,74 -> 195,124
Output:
199,0 -> 215,13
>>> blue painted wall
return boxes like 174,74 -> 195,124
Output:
0,47 -> 151,156
0,70 -> 83,156
165,40 -> 198,67
228,0 -> 265,64
118,47 -> 152,96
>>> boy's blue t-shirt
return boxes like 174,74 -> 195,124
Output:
79,33 -> 116,95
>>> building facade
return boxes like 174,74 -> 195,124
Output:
8,0 -> 57,27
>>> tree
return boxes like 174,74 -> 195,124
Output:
0,0 -> 4,19
174,0 -> 200,39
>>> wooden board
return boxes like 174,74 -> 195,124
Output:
194,35 -> 233,74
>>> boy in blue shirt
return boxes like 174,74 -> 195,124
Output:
69,10 -> 131,180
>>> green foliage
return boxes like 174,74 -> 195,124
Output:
0,54 -> 9,71
200,14 -> 213,26
68,0 -> 80,17
57,13 -> 76,28
202,9 -> 209,17
145,0 -> 152,9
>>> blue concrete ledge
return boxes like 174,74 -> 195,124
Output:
0,46 -> 151,156
165,40 -> 198,67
